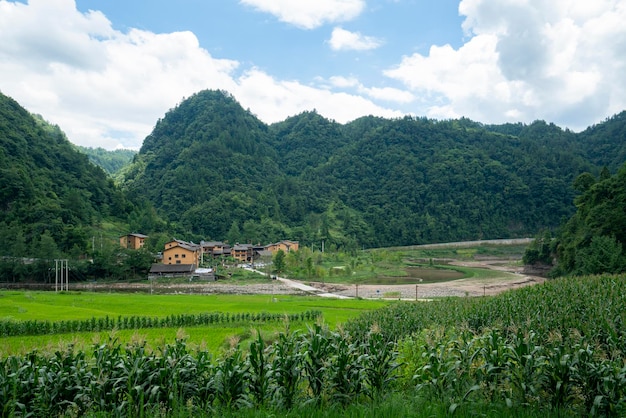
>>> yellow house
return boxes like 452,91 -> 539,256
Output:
120,233 -> 148,250
265,240 -> 299,254
162,239 -> 200,267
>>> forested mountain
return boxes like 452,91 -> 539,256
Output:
124,90 -> 284,243
303,117 -> 591,246
0,92 -> 133,258
76,146 -> 136,175
2,86 -> 624,261
121,89 -> 625,249
576,112 -> 626,172
551,163 -> 626,276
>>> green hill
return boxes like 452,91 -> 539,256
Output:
75,145 -> 137,176
3,87 -> 626,261
121,89 -> 625,249
0,92 -> 133,257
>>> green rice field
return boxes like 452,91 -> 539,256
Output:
0,291 -> 389,356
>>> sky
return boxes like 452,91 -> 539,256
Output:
0,0 -> 625,150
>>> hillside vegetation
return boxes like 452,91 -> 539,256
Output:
2,88 -> 626,280
121,90 -> 625,250
75,145 -> 136,176
0,93 -> 133,256
544,163 -> 626,276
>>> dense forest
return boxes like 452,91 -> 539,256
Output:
0,94 -> 133,252
76,145 -> 136,176
122,90 -> 622,251
0,92 -> 152,282
2,88 -> 626,280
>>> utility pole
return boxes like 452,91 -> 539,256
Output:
55,259 -> 69,292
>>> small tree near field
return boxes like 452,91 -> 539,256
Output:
273,249 -> 286,274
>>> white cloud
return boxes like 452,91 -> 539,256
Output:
360,86 -> 414,103
328,75 -> 361,88
386,0 -> 626,130
0,0 -> 240,149
236,69 -> 402,123
240,0 -> 365,29
0,0 -> 399,149
326,75 -> 414,104
329,27 -> 383,51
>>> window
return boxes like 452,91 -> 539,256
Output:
176,260 -> 181,264
182,254 -> 186,258
175,254 -> 179,258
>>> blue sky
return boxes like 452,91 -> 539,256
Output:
74,0 -> 464,84
1,0 -> 625,149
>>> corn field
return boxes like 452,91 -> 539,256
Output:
0,325 -> 398,417
2,274 -> 626,416
346,274 -> 626,416
0,310 -> 322,338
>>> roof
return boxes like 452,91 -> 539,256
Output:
268,240 -> 298,246
201,241 -> 226,247
149,264 -> 195,274
165,239 -> 200,251
121,233 -> 148,238
233,244 -> 253,250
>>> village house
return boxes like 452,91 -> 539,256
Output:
265,240 -> 299,254
162,239 -> 200,267
149,263 -> 195,277
232,243 -> 254,262
149,238 -> 301,278
200,241 -> 231,260
119,233 -> 148,250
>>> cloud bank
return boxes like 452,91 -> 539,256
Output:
385,0 -> 626,130
0,0 -> 396,149
1,0 -> 625,149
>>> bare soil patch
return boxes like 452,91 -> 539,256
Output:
305,260 -> 545,299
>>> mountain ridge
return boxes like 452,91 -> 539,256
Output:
120,89 -> 623,249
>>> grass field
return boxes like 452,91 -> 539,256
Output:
290,243 -> 525,284
0,291 -> 389,356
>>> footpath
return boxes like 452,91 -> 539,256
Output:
246,268 -> 351,299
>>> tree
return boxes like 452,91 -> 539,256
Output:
552,162 -> 626,276
574,235 -> 624,275
523,230 -> 555,266
32,230 -> 60,260
122,248 -> 154,278
273,250 -> 286,274
226,221 -> 241,244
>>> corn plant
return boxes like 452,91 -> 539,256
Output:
543,345 -> 579,408
302,323 -> 331,405
270,331 -> 302,410
191,349 -> 216,410
214,346 -> 250,409
503,329 -> 546,407
474,328 -> 509,402
362,330 -> 399,399
247,331 -> 271,407
326,331 -> 365,406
